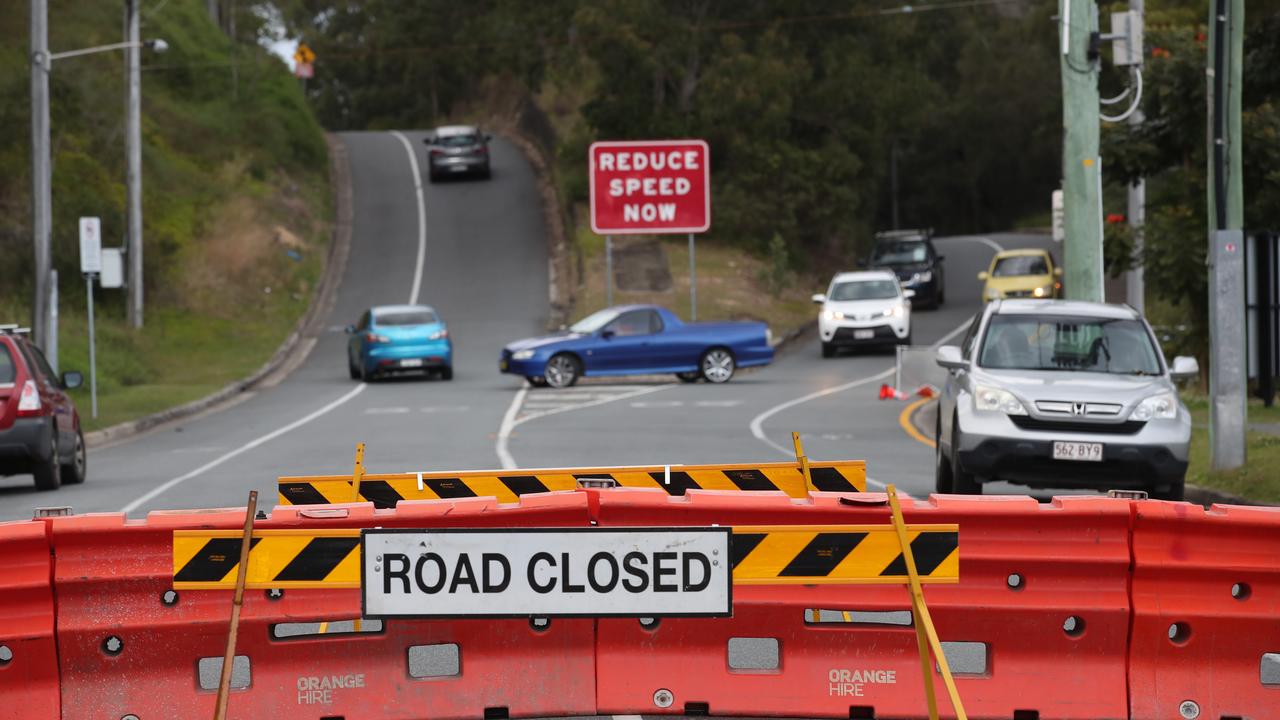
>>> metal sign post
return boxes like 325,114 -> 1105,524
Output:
689,233 -> 697,321
79,217 -> 102,418
85,273 -> 97,418
605,235 -> 613,307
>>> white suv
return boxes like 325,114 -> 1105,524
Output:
812,271 -> 914,358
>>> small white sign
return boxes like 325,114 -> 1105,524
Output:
79,217 -> 102,274
362,528 -> 732,618
1051,189 -> 1065,243
100,248 -> 124,288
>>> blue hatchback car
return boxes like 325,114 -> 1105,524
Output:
347,305 -> 452,381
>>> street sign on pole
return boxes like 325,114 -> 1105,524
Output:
589,140 -> 710,235
79,217 -> 101,274
1051,190 -> 1065,243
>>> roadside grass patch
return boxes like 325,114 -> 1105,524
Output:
1183,395 -> 1280,504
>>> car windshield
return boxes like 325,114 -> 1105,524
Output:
992,255 -> 1049,277
0,343 -> 14,384
437,134 -> 479,147
376,310 -> 438,326
979,315 -> 1162,375
830,280 -> 900,301
872,241 -> 928,264
570,308 -> 620,334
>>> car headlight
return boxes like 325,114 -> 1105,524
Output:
1032,286 -> 1054,298
511,349 -> 536,360
429,329 -> 449,340
823,309 -> 845,321
1129,392 -> 1178,421
973,385 -> 1027,415
910,271 -> 932,284
882,304 -> 906,318
985,287 -> 1001,300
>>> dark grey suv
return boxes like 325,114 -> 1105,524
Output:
425,125 -> 491,181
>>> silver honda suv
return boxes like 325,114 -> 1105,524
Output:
933,300 -> 1199,499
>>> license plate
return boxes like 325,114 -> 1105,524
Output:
1052,441 -> 1103,462
450,165 -> 468,172
400,358 -> 424,368
854,329 -> 875,340
500,360 -> 509,371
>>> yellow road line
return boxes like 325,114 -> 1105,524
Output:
899,397 -> 936,448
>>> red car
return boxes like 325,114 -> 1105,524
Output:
0,325 -> 86,490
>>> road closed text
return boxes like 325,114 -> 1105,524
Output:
362,529 -> 731,618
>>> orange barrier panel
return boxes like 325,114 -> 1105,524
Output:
1129,501 -> 1280,720
46,493 -> 597,720
0,520 -> 59,720
589,489 -> 1132,719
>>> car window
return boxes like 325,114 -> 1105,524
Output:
376,309 -> 438,326
829,280 -> 900,301
357,311 -> 371,331
992,255 -> 1049,277
437,134 -> 480,147
960,314 -> 982,358
647,311 -> 664,334
872,241 -> 928,264
570,308 -> 620,334
25,344 -> 58,384
978,315 -> 1162,375
0,342 -> 15,384
607,310 -> 657,337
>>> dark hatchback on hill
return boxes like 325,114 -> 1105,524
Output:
0,325 -> 86,490
867,229 -> 946,309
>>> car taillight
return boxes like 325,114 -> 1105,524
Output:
476,145 -> 488,154
16,380 -> 41,415
430,149 -> 444,157
366,332 -> 391,344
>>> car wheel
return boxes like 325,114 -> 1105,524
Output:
427,170 -> 439,183
937,286 -> 945,305
33,431 -> 60,491
526,375 -> 548,387
676,371 -> 700,383
934,414 -> 953,493
950,418 -> 981,494
60,428 -> 87,486
700,348 -> 736,383
439,366 -> 453,381
479,164 -> 492,180
1150,477 -> 1185,501
544,353 -> 580,388
348,356 -> 360,380
359,361 -> 374,383
821,342 -> 835,359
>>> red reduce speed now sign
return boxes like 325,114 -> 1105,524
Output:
589,140 -> 710,235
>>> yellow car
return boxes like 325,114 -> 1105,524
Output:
978,249 -> 1062,302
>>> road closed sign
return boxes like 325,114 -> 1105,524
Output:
589,139 -> 710,235
362,528 -> 731,618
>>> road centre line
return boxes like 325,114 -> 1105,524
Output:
120,383 -> 368,514
748,235 -> 1005,490
497,383 -> 676,469
390,130 -> 428,306
899,396 -> 937,448
121,131 -> 429,514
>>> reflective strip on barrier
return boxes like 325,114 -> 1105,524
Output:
1129,502 -> 1280,719
732,524 -> 958,584
172,522 -> 954,589
590,490 -> 1133,719
0,521 -> 60,720
278,460 -> 867,507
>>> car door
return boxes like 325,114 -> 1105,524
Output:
593,310 -> 662,372
940,313 -> 982,449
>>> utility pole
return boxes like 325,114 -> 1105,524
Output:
1207,0 -> 1245,471
1059,0 -> 1104,303
29,0 -> 51,348
1124,0 -> 1145,314
126,0 -> 144,328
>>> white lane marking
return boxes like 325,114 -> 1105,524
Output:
630,400 -> 684,408
496,383 -> 675,469
390,130 -> 428,305
364,406 -> 411,415
696,399 -> 742,408
749,235 -> 1005,492
121,384 -> 368,514
420,405 -> 470,413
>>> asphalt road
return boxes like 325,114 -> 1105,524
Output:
0,130 -> 1062,520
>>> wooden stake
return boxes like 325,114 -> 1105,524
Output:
213,490 -> 257,720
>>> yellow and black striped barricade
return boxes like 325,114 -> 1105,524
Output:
277,460 -> 867,508
171,523 -> 956,590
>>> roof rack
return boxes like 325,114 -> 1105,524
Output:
873,228 -> 933,239
0,324 -> 32,335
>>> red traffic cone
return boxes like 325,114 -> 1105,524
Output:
879,383 -> 896,400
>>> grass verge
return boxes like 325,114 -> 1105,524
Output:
1184,395 -> 1280,504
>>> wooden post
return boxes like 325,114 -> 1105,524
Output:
212,490 -> 257,720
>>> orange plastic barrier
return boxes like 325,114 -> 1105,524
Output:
589,489 -> 1133,719
1128,501 -> 1280,720
0,520 -> 59,720
45,493 -> 596,720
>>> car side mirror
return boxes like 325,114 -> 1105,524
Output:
61,371 -> 83,390
937,255 -> 946,261
903,289 -> 917,299
1054,267 -> 1064,277
601,329 -> 615,340
977,271 -> 990,281
935,345 -> 969,371
345,324 -> 357,334
1170,356 -> 1199,380
423,137 -> 435,145
811,293 -> 826,305
485,134 -> 493,142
